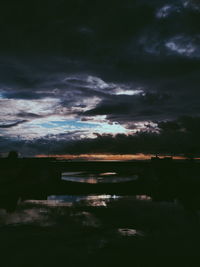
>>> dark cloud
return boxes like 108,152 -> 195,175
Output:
0,0 -> 200,154
83,90 -> 199,124
16,112 -> 44,119
0,120 -> 27,128
2,90 -> 47,100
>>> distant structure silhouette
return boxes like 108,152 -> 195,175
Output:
7,150 -> 19,160
151,155 -> 173,161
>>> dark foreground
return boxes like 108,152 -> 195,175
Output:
1,158 -> 200,266
0,195 -> 200,267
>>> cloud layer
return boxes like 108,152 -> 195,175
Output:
0,0 -> 200,155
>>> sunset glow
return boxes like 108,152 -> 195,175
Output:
36,154 -> 188,161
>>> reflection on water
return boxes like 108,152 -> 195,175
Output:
0,207 -> 53,226
28,194 -> 121,207
136,195 -> 152,201
24,194 -> 151,209
0,194 -> 152,226
0,193 -> 199,267
72,211 -> 101,228
62,171 -> 138,183
100,172 -> 117,176
47,194 -> 118,205
118,228 -> 144,237
25,194 -> 151,208
25,199 -> 73,207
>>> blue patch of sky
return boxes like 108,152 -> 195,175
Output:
38,120 -> 99,129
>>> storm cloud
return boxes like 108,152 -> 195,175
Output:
0,0 -> 200,155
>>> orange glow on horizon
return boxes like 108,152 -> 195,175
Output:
35,153 -> 189,161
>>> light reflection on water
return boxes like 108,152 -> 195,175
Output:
0,207 -> 53,226
47,194 -> 151,207
62,171 -> 138,183
136,195 -> 152,201
25,199 -> 73,207
0,195 -> 120,227
26,194 -> 121,207
118,228 -> 144,237
0,194 -> 151,228
24,194 -> 151,208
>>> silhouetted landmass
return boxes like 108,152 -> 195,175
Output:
0,156 -> 200,212
1,156 -> 200,267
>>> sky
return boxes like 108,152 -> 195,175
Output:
0,0 -> 200,156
